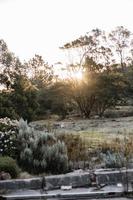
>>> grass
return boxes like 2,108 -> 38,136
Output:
78,131 -> 115,146
77,130 -> 133,154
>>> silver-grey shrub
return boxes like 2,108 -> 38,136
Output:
100,151 -> 125,168
18,119 -> 68,174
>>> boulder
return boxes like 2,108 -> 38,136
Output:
0,171 -> 11,180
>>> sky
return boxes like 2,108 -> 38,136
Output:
0,0 -> 133,66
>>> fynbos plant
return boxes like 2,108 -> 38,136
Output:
18,119 -> 68,174
0,117 -> 18,158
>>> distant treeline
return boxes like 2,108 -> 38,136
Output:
1,26 -> 133,121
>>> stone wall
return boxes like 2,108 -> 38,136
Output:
96,169 -> 133,185
0,169 -> 133,191
0,172 -> 91,191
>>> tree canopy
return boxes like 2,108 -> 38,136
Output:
1,26 -> 133,120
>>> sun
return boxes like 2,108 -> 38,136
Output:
55,69 -> 83,80
54,63 -> 83,80
69,70 -> 83,80
57,70 -> 83,80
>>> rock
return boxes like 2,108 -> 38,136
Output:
0,171 -> 11,180
60,123 -> 65,128
61,185 -> 72,190
53,123 -> 60,129
93,115 -> 100,119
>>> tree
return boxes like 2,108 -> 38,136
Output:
24,54 -> 55,118
59,28 -> 130,118
49,81 -> 73,119
0,91 -> 17,119
0,40 -> 32,120
109,26 -> 132,70
0,39 -> 23,90
25,54 -> 53,88
11,74 -> 39,122
61,28 -> 114,71
68,77 -> 96,118
94,72 -> 126,117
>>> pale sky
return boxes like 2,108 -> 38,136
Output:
0,0 -> 133,65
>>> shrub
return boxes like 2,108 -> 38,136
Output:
0,92 -> 18,119
0,156 -> 20,178
57,133 -> 88,169
100,151 -> 125,168
18,119 -> 68,174
0,118 -> 18,158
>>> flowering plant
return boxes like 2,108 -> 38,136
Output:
0,117 -> 18,158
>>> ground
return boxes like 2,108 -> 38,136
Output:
30,116 -> 133,146
29,115 -> 133,160
2,186 -> 130,200
31,116 -> 133,134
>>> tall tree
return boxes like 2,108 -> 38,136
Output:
25,54 -> 53,89
0,39 -> 23,89
60,28 -> 114,71
109,26 -> 132,70
11,74 -> 38,122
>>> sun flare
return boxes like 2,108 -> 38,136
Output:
69,70 -> 83,80
56,69 -> 83,80
54,63 -> 83,80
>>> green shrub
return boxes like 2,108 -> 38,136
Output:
0,92 -> 18,119
0,156 -> 20,178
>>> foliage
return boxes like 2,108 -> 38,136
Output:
67,70 -> 126,118
25,54 -> 54,88
67,74 -> 96,118
60,26 -> 132,118
109,26 -> 131,69
100,151 -> 125,168
94,72 -> 126,117
57,133 -> 88,169
49,82 -> 73,119
0,92 -> 18,119
0,156 -> 20,178
36,81 -> 73,119
0,118 -> 18,158
79,131 -> 133,169
0,39 -> 23,89
1,27 -> 133,121
0,40 -> 39,122
17,119 -> 68,174
24,54 -> 54,119
11,74 -> 39,122
0,87 -> 38,123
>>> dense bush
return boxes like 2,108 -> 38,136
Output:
0,118 -> 18,158
18,119 -> 68,174
11,74 -> 39,122
93,72 -> 126,117
0,156 -> 20,178
0,92 -> 18,119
